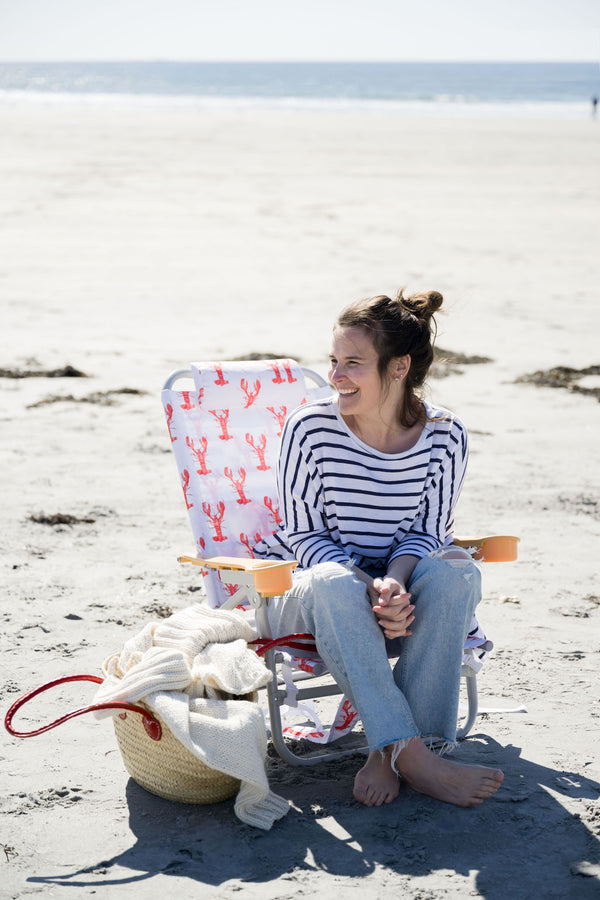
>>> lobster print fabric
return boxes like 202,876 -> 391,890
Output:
162,359 -> 311,606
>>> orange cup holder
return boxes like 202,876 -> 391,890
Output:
252,562 -> 296,595
470,536 -> 520,562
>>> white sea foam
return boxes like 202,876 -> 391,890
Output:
0,88 -> 590,120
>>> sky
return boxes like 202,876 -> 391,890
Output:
0,0 -> 599,63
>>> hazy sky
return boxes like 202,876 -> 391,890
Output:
1,0 -> 599,62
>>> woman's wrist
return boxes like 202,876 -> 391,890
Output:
384,575 -> 406,593
348,562 -> 373,587
386,554 -> 419,591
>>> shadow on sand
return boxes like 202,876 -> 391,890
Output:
28,736 -> 600,898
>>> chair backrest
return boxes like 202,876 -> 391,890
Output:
162,359 -> 329,605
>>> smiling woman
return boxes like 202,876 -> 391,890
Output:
329,328 -> 417,453
329,290 -> 441,454
254,287 -> 504,809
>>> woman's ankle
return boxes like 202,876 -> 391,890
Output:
388,736 -> 423,774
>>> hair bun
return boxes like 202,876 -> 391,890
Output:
397,289 -> 443,322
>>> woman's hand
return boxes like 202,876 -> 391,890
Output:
369,576 -> 415,638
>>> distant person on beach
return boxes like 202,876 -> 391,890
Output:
256,290 -> 504,807
592,96 -> 598,118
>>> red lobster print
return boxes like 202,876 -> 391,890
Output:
334,699 -> 359,732
296,657 -> 318,674
186,435 -> 211,475
240,378 -> 261,408
209,409 -> 232,441
240,531 -> 262,557
179,391 -> 195,411
195,537 -> 209,574
224,466 -> 251,504
284,726 -> 325,740
202,501 -> 227,542
245,433 -> 271,470
269,360 -> 297,385
263,496 -> 282,527
267,405 -> 287,436
165,404 -> 177,443
221,580 -> 238,598
181,469 -> 193,509
212,364 -> 229,386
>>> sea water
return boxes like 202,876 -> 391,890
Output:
0,61 -> 598,118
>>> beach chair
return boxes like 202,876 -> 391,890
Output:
162,358 -> 519,765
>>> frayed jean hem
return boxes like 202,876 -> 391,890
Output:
371,731 -> 420,755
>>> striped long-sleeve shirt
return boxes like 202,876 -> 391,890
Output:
254,395 -> 469,570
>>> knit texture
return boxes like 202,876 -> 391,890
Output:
95,604 -> 289,829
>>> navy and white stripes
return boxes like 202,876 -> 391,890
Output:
254,396 -> 468,570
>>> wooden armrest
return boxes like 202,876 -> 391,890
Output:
178,555 -> 298,595
453,535 -> 519,562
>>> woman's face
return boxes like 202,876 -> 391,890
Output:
328,325 -> 388,418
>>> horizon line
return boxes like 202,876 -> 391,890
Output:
0,58 -> 598,66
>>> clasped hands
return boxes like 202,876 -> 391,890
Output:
368,576 -> 415,639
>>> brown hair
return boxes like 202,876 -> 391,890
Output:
336,288 -> 443,428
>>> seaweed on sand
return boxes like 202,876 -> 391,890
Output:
515,365 -> 600,401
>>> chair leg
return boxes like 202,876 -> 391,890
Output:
456,669 -> 478,740
263,647 -> 368,765
250,596 -> 368,764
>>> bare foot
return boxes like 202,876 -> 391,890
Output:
394,738 -> 504,807
353,749 -> 400,806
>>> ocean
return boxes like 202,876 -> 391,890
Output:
0,61 -> 598,118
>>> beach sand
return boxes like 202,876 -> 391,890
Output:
1,101 -> 599,898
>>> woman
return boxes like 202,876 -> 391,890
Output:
257,289 -> 504,808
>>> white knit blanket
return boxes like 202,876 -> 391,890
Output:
94,604 -> 289,830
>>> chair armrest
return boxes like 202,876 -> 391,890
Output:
178,555 -> 298,596
453,535 -> 519,562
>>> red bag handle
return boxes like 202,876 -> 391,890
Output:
4,674 -> 162,741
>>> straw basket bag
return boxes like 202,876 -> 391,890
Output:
4,674 -> 254,805
112,699 -> 248,804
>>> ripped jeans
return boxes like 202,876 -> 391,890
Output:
267,550 -> 481,751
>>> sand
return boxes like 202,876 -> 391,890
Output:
1,100 -> 599,898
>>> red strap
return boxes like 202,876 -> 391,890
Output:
4,674 -> 162,742
251,632 -> 318,657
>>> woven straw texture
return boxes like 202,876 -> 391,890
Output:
113,704 -> 240,804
